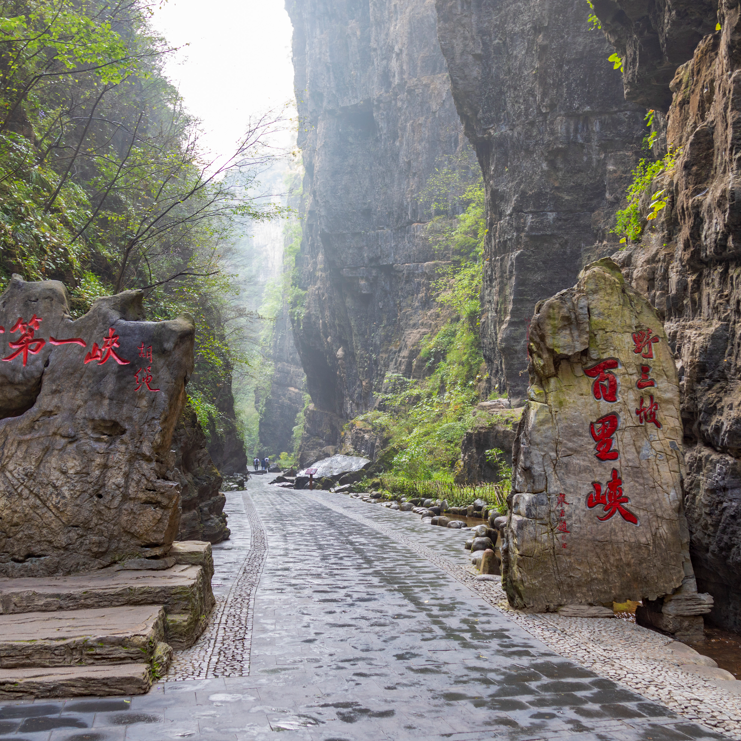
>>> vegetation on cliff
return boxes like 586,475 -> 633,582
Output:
0,0 -> 286,469
350,179 -> 495,484
614,147 -> 681,244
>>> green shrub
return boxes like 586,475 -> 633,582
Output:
614,148 -> 681,244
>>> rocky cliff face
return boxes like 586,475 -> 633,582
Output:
592,0 -> 741,631
258,299 -> 305,458
206,371 -> 248,475
434,0 -> 647,403
173,402 -> 230,545
285,0 -> 469,459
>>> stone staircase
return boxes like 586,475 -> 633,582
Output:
0,542 -> 214,698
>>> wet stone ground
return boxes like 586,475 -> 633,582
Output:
0,477 -> 731,741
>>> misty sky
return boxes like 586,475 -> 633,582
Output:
149,0 -> 295,158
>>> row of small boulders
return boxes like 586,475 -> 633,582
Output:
328,485 -> 509,578
466,514 -> 507,574
412,498 -> 495,527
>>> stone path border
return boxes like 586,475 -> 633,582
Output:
305,491 -> 741,739
167,492 -> 268,680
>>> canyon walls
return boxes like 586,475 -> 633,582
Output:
592,0 -> 741,631
284,0 -> 741,633
435,0 -> 647,403
258,298 -> 306,458
285,0 -> 469,462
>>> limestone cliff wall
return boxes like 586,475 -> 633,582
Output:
258,298 -> 305,457
434,0 -> 647,403
592,0 -> 741,631
285,0 -> 468,461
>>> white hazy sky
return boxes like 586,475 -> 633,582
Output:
149,0 -> 295,158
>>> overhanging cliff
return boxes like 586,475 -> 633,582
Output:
434,0 -> 647,403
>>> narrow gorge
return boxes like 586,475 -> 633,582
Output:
266,0 -> 741,634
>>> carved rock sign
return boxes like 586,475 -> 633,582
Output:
503,259 -> 697,612
0,277 -> 194,577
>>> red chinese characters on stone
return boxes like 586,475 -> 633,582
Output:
584,359 -> 619,402
137,343 -> 153,363
84,328 -> 129,366
635,395 -> 662,429
587,468 -> 638,525
2,315 -> 45,365
134,344 -> 159,392
632,327 -> 660,359
555,493 -> 570,548
589,413 -> 619,461
49,336 -> 86,348
134,366 -> 159,393
637,364 -> 656,390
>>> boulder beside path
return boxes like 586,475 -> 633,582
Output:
0,276 -> 194,577
295,454 -> 371,489
502,259 -> 711,639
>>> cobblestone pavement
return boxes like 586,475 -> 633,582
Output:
307,492 -> 741,738
168,493 -> 267,679
0,477 -> 732,741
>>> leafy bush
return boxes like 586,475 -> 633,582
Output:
614,148 -> 681,244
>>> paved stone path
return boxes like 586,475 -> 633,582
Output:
0,477 -> 731,741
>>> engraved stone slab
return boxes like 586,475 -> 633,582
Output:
0,276 -> 194,577
503,259 -> 694,611
0,662 -> 152,698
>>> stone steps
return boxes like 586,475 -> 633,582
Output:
0,663 -> 152,699
0,605 -> 165,669
0,541 -> 215,697
0,547 -> 214,650
0,563 -> 211,616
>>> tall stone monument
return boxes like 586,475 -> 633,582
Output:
502,259 -> 711,638
0,276 -> 194,577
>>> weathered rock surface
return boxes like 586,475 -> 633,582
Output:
434,0 -> 646,403
0,277 -> 194,577
592,1 -> 741,632
455,408 -> 521,484
0,605 -> 166,668
172,402 -> 230,544
0,663 -> 153,699
286,0 -> 469,456
591,0 -> 716,111
339,418 -> 392,464
503,259 -> 704,615
299,454 -> 371,480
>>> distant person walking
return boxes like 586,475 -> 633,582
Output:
265,456 -> 270,471
253,457 -> 259,472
